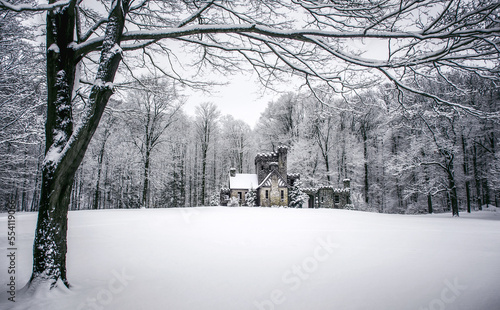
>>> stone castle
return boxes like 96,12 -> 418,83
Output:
220,146 -> 350,208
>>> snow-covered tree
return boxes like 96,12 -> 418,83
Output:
288,180 -> 309,208
228,196 -> 239,207
195,102 -> 220,206
125,77 -> 182,208
0,10 -> 45,212
209,192 -> 220,206
245,189 -> 257,207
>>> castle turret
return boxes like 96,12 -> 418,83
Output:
343,179 -> 351,189
254,146 -> 288,184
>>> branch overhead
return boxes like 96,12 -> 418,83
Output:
0,0 -> 71,12
6,0 -> 500,116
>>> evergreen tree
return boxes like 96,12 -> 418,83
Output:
288,180 -> 309,208
228,197 -> 240,207
209,192 -> 220,206
245,189 -> 257,207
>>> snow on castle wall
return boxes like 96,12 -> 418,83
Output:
222,146 -> 351,208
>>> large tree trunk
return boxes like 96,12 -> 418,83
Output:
28,0 -> 128,290
29,0 -> 78,289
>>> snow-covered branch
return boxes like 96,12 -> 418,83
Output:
176,0 -> 215,28
0,0 -> 71,12
75,23 -> 500,55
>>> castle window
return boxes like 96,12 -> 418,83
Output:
281,190 -> 284,201
265,190 -> 269,199
238,192 -> 242,201
334,195 -> 340,204
321,196 -> 324,203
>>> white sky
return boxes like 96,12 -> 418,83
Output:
182,72 -> 274,129
180,67 -> 308,129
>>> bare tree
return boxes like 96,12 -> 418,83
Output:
2,0 -> 498,290
0,10 -> 45,211
195,102 -> 220,206
221,116 -> 253,173
91,116 -> 114,210
312,106 -> 335,183
125,78 -> 182,208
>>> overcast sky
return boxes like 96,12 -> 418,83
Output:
180,37 -> 389,129
183,74 -> 305,129
182,73 -> 271,129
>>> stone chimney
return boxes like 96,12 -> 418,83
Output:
230,168 -> 236,177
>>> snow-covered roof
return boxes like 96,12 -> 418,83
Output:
230,174 -> 259,190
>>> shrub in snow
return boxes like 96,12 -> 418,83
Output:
351,192 -> 370,211
288,180 -> 309,208
245,190 -> 257,207
406,203 -> 427,214
228,197 -> 239,207
483,204 -> 497,212
209,192 -> 220,206
344,204 -> 355,210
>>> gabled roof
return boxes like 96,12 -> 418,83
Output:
229,174 -> 259,190
258,170 -> 287,188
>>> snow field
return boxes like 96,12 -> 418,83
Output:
1,207 -> 499,310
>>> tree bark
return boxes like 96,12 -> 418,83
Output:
362,126 -> 369,204
201,143 -> 208,206
446,154 -> 459,217
473,144 -> 482,210
28,0 -> 128,290
427,193 -> 433,214
142,148 -> 151,208
92,135 -> 108,210
461,135 -> 471,213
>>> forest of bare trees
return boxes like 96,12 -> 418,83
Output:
3,73 -> 498,216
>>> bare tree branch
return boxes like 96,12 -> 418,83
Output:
0,0 -> 71,12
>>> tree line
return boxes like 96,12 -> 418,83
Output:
3,72 -> 498,215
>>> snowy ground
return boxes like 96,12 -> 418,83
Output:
1,207 -> 500,310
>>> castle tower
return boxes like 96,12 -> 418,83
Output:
343,179 -> 350,189
277,146 -> 287,178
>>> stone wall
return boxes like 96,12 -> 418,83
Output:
255,146 -> 288,184
302,187 -> 351,209
230,189 -> 248,206
258,174 -> 288,207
